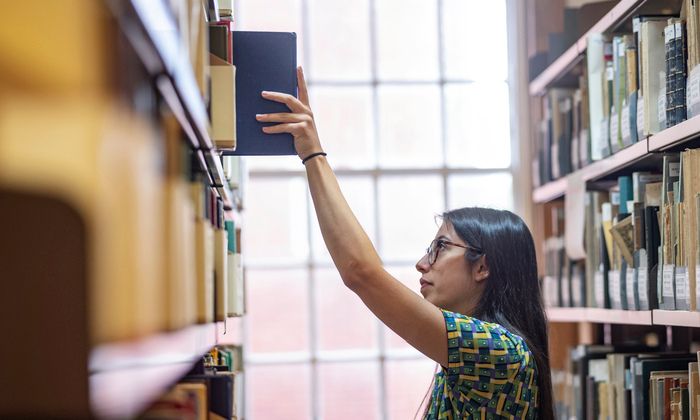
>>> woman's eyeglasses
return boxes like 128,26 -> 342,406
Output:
425,238 -> 483,266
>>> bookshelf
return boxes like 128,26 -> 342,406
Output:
0,0 -> 245,417
525,0 -> 700,416
547,308 -> 653,325
529,0 -> 682,96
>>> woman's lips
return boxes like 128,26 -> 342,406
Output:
420,278 -> 433,289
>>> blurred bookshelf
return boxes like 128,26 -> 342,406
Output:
0,0 -> 246,417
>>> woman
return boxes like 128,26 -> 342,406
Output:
256,67 -> 553,419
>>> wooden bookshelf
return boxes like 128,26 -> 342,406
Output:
533,140 -> 649,204
648,114 -> 700,152
528,0 -> 682,96
531,112 -> 700,204
529,43 -> 583,96
652,310 -> 700,328
547,308 -> 700,328
547,308 -> 653,325
533,177 -> 567,203
529,0 -> 645,95
108,0 -> 231,207
89,323 -> 218,418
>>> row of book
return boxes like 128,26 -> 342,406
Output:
543,149 -> 700,310
172,0 -> 298,156
534,3 -> 700,187
553,344 -> 700,420
142,345 -> 244,420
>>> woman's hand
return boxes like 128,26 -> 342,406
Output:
256,66 -> 323,161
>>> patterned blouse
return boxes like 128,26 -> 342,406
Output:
425,309 -> 539,419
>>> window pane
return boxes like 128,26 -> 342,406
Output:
447,173 -> 513,211
378,85 -> 443,168
385,358 -> 438,420
311,87 -> 375,169
312,176 -> 375,263
307,0 -> 371,81
247,269 -> 309,353
376,0 -> 439,81
383,266 -> 423,350
445,82 -> 511,168
443,0 -> 508,81
314,268 -> 378,351
246,156 -> 300,172
378,175 -> 444,260
235,0 -> 306,67
248,363 -> 311,419
244,177 -> 308,264
318,361 -> 381,419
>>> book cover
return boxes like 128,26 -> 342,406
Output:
227,31 -> 297,156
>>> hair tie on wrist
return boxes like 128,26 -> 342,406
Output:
302,151 -> 327,165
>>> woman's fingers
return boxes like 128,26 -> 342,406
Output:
297,66 -> 310,107
261,91 -> 307,114
261,122 -> 304,135
256,113 -> 310,123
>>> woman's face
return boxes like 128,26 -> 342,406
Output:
415,221 -> 486,315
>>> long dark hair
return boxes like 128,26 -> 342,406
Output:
420,207 -> 554,419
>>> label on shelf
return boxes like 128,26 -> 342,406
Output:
626,267 -> 636,309
637,95 -> 645,139
610,269 -> 621,309
662,264 -> 676,309
551,143 -> 560,179
621,104 -> 632,145
658,88 -> 667,129
610,111 -> 620,152
595,271 -> 605,308
675,266 -> 689,309
688,65 -> 700,118
638,267 -> 648,309
579,128 -> 589,165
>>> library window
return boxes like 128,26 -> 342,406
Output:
236,0 -> 515,418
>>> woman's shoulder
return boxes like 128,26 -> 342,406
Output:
440,308 -> 531,356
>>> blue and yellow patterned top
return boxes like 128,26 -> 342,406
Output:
426,310 -> 539,419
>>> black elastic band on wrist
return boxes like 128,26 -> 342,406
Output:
301,151 -> 327,165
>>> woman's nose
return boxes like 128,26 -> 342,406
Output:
415,253 -> 430,273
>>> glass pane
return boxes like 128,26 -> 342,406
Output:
378,85 -> 443,168
447,173 -> 513,211
376,0 -> 439,81
445,82 -> 511,168
235,0 -> 306,67
383,266 -> 423,350
311,176 -> 376,264
247,363 -> 312,419
310,87 -> 375,169
246,155 -> 300,172
247,269 -> 309,353
442,0 -> 508,81
244,177 -> 308,264
385,358 -> 438,420
307,0 -> 371,81
314,268 -> 378,351
318,361 -> 381,419
378,175 -> 444,260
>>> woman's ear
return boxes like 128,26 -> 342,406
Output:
473,255 -> 489,283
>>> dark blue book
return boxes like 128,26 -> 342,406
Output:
226,31 -> 297,155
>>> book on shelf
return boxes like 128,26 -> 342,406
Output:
551,345 -> 700,420
665,18 -> 688,129
143,345 -> 244,420
228,31 -> 298,156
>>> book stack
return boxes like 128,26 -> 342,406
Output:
142,345 -> 245,420
553,344 -> 700,420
